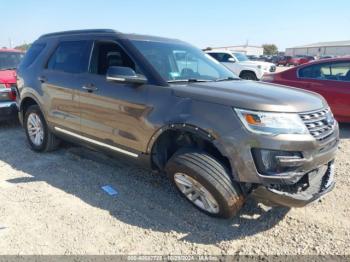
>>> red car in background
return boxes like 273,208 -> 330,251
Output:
262,57 -> 350,122
289,55 -> 315,66
0,49 -> 24,121
275,56 -> 292,66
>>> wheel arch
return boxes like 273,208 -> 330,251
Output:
148,123 -> 237,180
239,70 -> 257,77
19,94 -> 42,124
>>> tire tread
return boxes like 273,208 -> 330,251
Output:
167,149 -> 244,218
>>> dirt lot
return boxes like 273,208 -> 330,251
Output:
0,121 -> 349,255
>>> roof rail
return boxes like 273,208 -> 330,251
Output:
39,29 -> 118,39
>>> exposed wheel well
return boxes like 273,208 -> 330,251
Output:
21,97 -> 38,118
151,129 -> 232,175
239,70 -> 257,78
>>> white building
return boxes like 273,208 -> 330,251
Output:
206,45 -> 264,56
285,40 -> 350,57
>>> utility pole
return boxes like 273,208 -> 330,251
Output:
8,38 -> 12,48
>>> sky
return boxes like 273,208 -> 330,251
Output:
1,0 -> 349,51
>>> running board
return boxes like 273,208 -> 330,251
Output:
54,127 -> 139,158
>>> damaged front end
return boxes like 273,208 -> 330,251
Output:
251,161 -> 335,207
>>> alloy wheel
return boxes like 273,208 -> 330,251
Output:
27,113 -> 44,146
174,173 -> 219,214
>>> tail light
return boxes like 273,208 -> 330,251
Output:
9,83 -> 17,100
0,83 -> 17,101
9,88 -> 17,101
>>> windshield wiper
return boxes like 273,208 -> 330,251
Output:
167,79 -> 213,83
215,77 -> 241,82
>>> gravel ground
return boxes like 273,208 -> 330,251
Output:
0,121 -> 349,255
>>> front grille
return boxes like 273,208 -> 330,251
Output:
270,65 -> 276,72
299,108 -> 335,141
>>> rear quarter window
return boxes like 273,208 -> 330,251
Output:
19,43 -> 46,68
298,62 -> 350,82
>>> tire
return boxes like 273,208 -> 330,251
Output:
24,105 -> 60,152
240,71 -> 258,81
165,149 -> 245,218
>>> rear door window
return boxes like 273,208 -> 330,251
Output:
299,62 -> 350,82
47,41 -> 91,74
329,62 -> 350,81
209,53 -> 232,62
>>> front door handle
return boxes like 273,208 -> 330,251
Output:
82,84 -> 97,93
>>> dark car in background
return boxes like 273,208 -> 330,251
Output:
17,29 -> 338,218
247,55 -> 260,61
262,57 -> 350,122
320,55 -> 336,60
0,49 -> 24,121
275,56 -> 293,66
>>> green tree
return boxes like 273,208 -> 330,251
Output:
14,43 -> 31,51
262,44 -> 278,55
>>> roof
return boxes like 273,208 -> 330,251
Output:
38,29 -> 185,44
205,49 -> 231,53
288,40 -> 350,49
39,29 -> 118,38
0,48 -> 23,53
309,57 -> 350,64
208,45 -> 263,49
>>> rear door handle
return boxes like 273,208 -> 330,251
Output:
38,76 -> 47,83
82,84 -> 97,93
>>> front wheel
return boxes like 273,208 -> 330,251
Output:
24,105 -> 60,152
166,150 -> 245,218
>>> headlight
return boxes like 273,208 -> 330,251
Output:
235,108 -> 309,135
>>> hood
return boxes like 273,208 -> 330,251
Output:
240,60 -> 274,68
170,80 -> 327,113
0,70 -> 17,84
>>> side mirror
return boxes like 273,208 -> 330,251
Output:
106,66 -> 147,85
228,57 -> 236,63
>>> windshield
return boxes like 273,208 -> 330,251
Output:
233,52 -> 249,62
131,40 -> 238,82
0,52 -> 24,70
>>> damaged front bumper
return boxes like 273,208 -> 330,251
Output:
251,161 -> 335,207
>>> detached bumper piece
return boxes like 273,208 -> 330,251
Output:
252,161 -> 335,207
0,101 -> 17,121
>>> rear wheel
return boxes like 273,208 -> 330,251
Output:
240,71 -> 258,81
166,149 -> 245,218
24,105 -> 60,152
